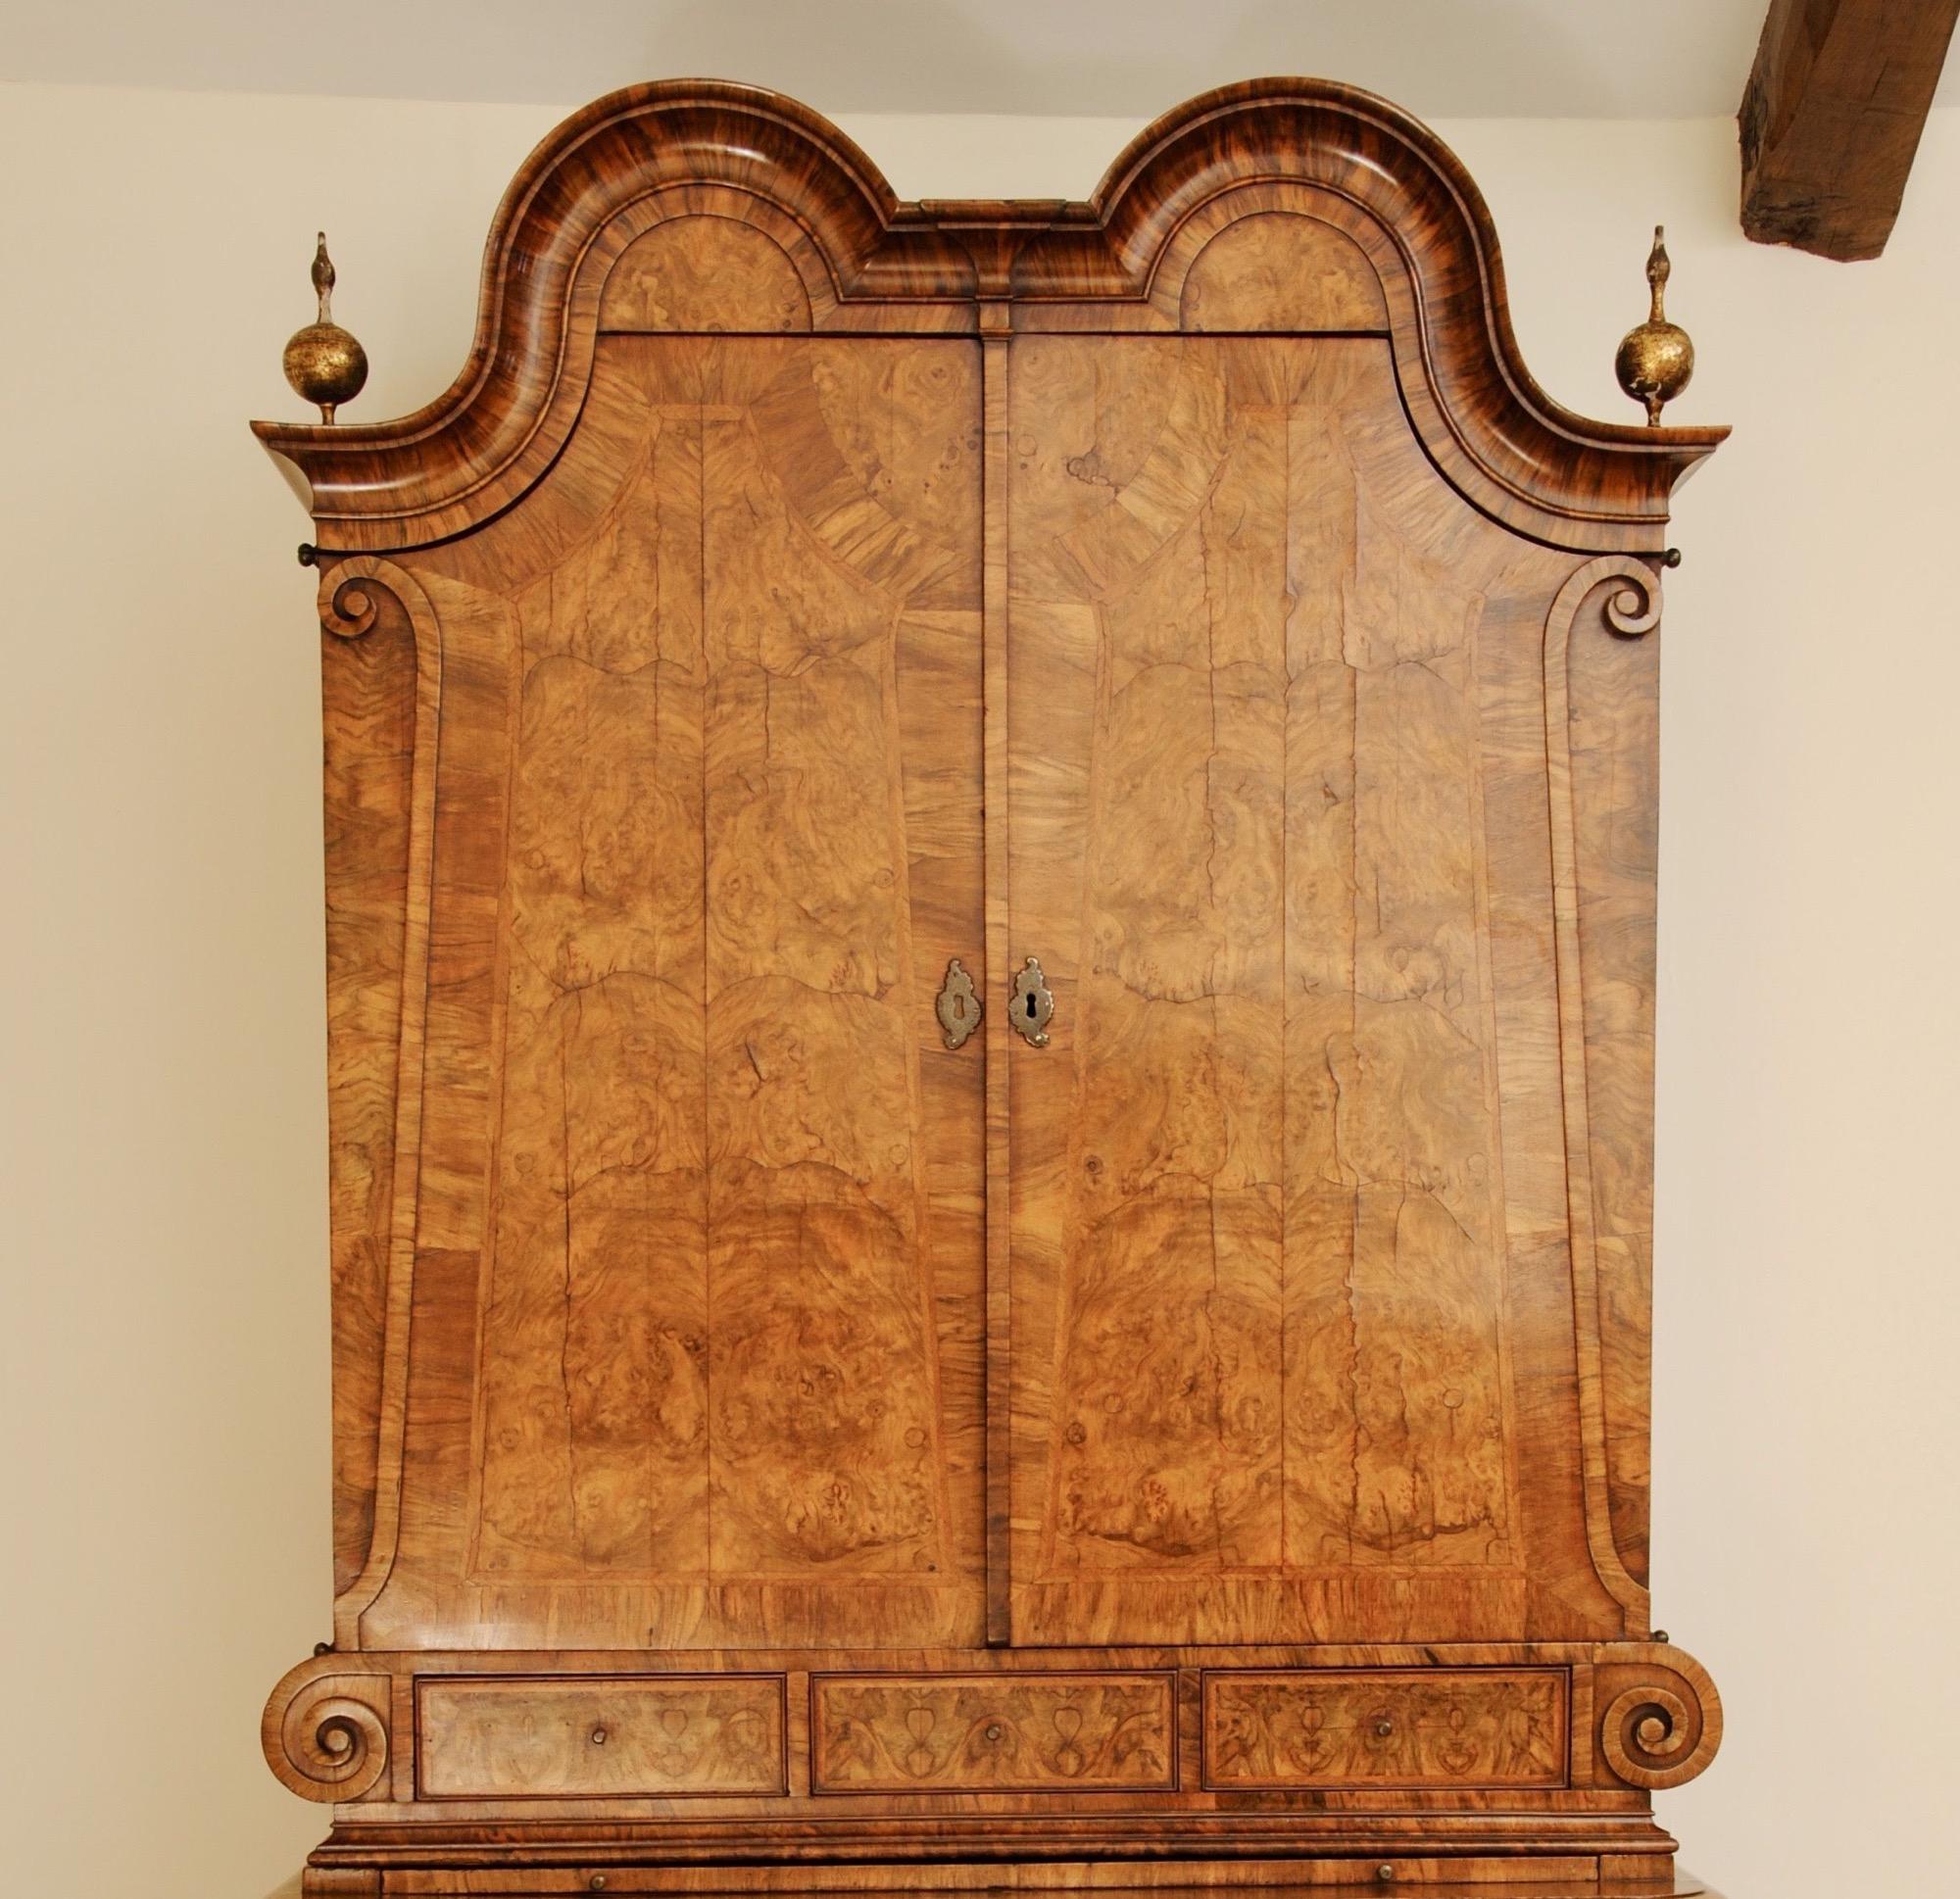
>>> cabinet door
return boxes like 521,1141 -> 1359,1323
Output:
1004,335 -> 1631,1646
358,336 -> 988,1650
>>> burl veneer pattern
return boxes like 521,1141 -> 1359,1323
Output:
811,1673 -> 1176,1792
1202,1670 -> 1565,1789
258,74 -> 1726,1895
417,1677 -> 786,1798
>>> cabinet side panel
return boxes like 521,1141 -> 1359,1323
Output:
321,594 -> 416,1594
1566,616 -> 1659,1584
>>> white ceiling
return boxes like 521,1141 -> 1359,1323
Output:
11,0 -> 1951,121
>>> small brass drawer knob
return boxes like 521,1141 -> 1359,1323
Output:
590,1726 -> 609,1746
1374,1718 -> 1395,1737
985,1722 -> 1004,1742
589,1877 -> 608,1891
1376,1866 -> 1396,1883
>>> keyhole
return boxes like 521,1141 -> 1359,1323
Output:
1025,994 -> 1038,1019
954,997 -> 967,1021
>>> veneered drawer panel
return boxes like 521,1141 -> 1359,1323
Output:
1202,1669 -> 1567,1789
416,1675 -> 786,1798
811,1672 -> 1176,1792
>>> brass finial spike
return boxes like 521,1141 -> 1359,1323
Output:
1615,222 -> 1694,427
1646,225 -> 1671,318
311,232 -> 335,323
282,229 -> 368,425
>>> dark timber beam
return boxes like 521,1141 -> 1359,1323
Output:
1740,0 -> 1960,259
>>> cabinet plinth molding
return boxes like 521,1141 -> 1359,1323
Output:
256,75 -> 1726,1896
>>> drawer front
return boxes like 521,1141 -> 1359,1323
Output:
416,1676 -> 786,1798
1202,1669 -> 1567,1789
812,1673 -> 1176,1793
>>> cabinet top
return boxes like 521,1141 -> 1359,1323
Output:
254,76 -> 1725,555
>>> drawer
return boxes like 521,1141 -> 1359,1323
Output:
416,1675 -> 786,1798
811,1672 -> 1176,1792
1202,1669 -> 1567,1789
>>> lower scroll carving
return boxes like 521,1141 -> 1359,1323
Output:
265,1665 -> 392,1802
1594,1643 -> 1723,1790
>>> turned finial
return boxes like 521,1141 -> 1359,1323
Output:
1614,226 -> 1694,427
282,231 -> 368,425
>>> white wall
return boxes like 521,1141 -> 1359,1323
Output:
3,80 -> 1955,1899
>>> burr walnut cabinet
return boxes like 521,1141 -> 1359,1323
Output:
255,77 -> 1728,1895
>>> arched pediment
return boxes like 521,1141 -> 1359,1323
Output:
256,77 -> 1724,554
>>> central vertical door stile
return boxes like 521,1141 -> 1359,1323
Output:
697,397 -> 714,1584
981,326 -> 1013,1642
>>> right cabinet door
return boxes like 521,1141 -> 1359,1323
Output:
1004,333 -> 1644,1647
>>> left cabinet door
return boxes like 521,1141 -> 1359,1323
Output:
338,335 -> 989,1651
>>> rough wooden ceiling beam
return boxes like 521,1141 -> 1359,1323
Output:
1740,0 -> 1960,260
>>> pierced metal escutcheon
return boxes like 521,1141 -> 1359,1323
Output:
1010,956 -> 1054,1047
935,957 -> 983,1050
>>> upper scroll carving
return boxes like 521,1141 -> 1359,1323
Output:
253,77 -> 1725,554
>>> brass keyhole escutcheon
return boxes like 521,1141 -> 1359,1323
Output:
1010,956 -> 1054,1047
935,957 -> 982,1050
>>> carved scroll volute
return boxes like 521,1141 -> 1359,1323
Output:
263,1659 -> 392,1802
318,556 -> 423,641
1593,1643 -> 1723,1790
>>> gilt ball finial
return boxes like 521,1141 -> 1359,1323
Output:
282,231 -> 368,424
1614,225 -> 1694,427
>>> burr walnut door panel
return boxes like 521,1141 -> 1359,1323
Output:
1004,335 -> 1631,1648
359,336 -> 987,1651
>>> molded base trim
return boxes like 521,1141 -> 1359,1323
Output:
302,1853 -> 1717,1896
